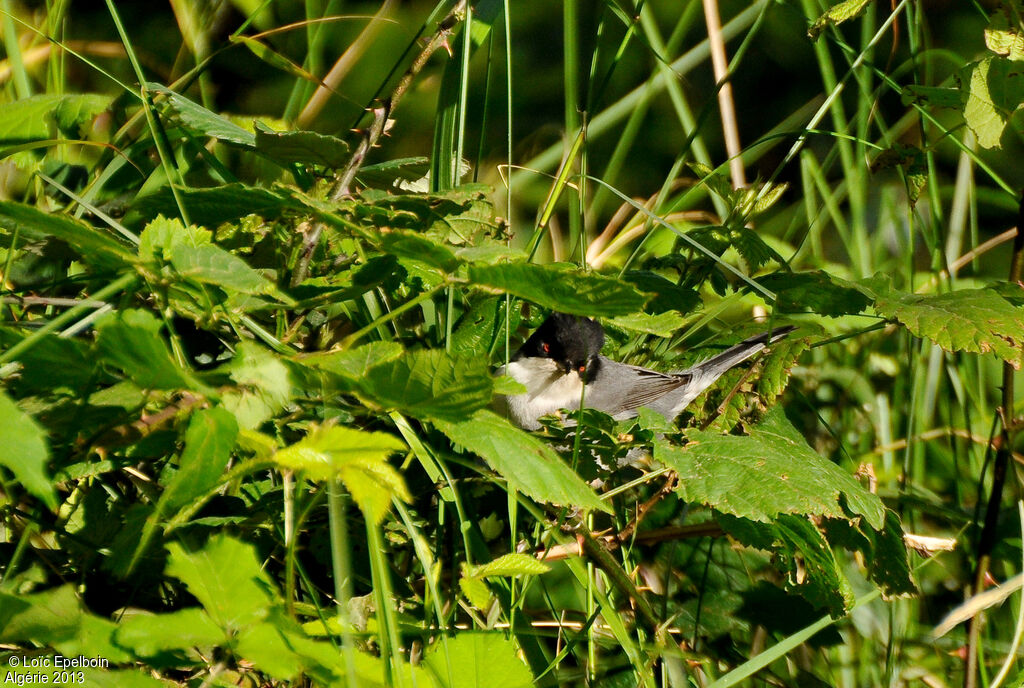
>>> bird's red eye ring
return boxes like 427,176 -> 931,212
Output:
542,342 -> 550,354
578,365 -> 586,373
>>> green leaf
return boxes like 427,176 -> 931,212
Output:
301,341 -> 404,382
273,425 -> 409,525
131,184 -> 294,226
150,83 -> 256,147
608,311 -> 688,337
254,122 -> 350,167
52,94 -> 112,136
434,410 -> 611,514
469,262 -> 646,317
114,608 -> 224,656
986,4 -> 1024,60
656,406 -> 885,528
720,514 -> 854,616
728,227 -> 785,271
808,0 -> 872,40
0,329 -> 96,395
358,349 -> 494,422
0,201 -> 134,264
423,632 -> 535,688
221,342 -> 293,430
823,509 -> 916,599
469,553 -> 550,578
622,271 -> 701,314
170,242 -> 288,300
159,407 -> 238,513
960,56 -> 1024,149
0,586 -> 80,644
459,575 -> 494,610
381,230 -> 461,273
0,391 -> 58,510
860,280 -> 1024,369
95,309 -> 207,392
165,534 -> 277,629
138,214 -> 211,262
0,94 -> 60,143
54,613 -> 133,663
759,271 -> 870,317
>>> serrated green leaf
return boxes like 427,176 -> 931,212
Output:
52,94 -> 112,136
95,309 -> 208,392
759,271 -> 870,316
131,184 -> 294,226
301,341 -> 405,382
254,122 -> 350,167
423,632 -> 535,688
459,575 -> 493,610
0,328 -> 96,394
221,342 -> 293,429
170,242 -> 286,300
720,514 -> 854,616
150,83 -> 256,147
960,56 -> 1024,149
434,409 -> 611,514
469,553 -> 550,578
0,391 -> 58,510
381,230 -> 461,273
166,534 -> 277,629
0,94 -> 60,142
728,227 -> 784,271
823,509 -> 916,599
900,85 -> 963,109
114,608 -> 224,656
985,4 -> 1024,60
860,281 -> 1024,369
0,586 -> 80,644
358,349 -> 494,422
657,406 -> 885,528
469,262 -> 645,317
0,200 -> 134,264
608,311 -> 688,337
808,0 -> 872,40
138,214 -> 211,262
622,271 -> 701,314
159,407 -> 238,513
273,425 -> 409,524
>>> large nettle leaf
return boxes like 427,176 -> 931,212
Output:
656,406 -> 885,529
719,514 -> 855,617
434,409 -> 610,514
356,348 -> 494,422
469,262 -> 646,317
857,278 -> 1024,369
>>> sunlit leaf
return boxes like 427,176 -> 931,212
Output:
657,406 -> 885,528
469,262 -> 646,317
166,534 -> 277,629
434,409 -> 611,514
273,425 -> 409,525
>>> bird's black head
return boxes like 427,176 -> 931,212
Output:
513,313 -> 605,380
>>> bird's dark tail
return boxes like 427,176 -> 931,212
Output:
694,325 -> 796,375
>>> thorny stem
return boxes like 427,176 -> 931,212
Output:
965,192 -> 1024,688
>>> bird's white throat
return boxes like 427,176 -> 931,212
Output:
500,358 -> 586,430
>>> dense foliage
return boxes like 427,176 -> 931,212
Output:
1,1 -> 1023,687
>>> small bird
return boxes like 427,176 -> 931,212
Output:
497,313 -> 795,430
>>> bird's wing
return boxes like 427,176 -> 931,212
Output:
587,358 -> 692,417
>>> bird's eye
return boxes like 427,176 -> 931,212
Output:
542,342 -> 550,354
578,364 -> 586,374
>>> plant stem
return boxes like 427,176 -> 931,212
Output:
965,192 -> 1024,688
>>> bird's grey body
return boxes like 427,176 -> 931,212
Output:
497,313 -> 794,430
